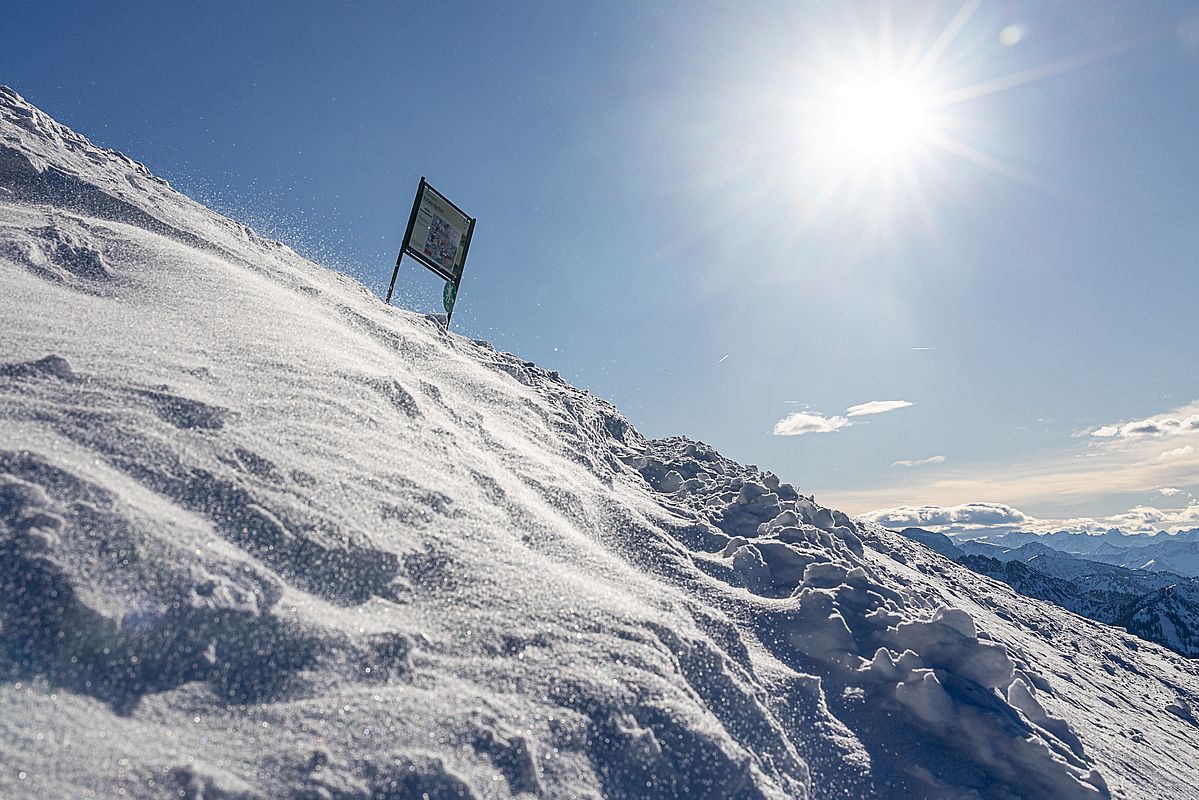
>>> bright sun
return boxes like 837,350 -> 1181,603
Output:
762,1 -> 1102,233
678,1 -> 1115,244
822,72 -> 939,163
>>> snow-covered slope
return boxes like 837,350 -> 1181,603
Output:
3,87 -> 1199,799
954,556 -> 1084,611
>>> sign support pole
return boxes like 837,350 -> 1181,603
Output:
385,176 -> 427,305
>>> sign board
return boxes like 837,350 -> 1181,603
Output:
386,177 -> 476,327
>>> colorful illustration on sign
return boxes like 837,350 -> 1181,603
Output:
424,214 -> 460,272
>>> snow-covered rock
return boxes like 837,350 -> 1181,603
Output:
2,86 -> 1198,799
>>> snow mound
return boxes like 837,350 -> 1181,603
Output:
2,86 -> 1197,799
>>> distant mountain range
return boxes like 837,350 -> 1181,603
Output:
896,527 -> 1199,658
966,527 -> 1199,572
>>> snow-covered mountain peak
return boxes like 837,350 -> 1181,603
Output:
3,88 -> 1198,799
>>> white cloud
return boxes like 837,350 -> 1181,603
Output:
775,398 -> 914,437
1091,412 -> 1199,440
858,502 -> 1028,532
892,455 -> 946,468
846,400 -> 913,418
834,399 -> 1199,516
1158,445 -> 1195,462
772,411 -> 851,436
1159,487 -> 1185,496
859,499 -> 1199,536
1087,501 -> 1199,534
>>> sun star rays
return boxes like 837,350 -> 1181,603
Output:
775,0 -> 1138,238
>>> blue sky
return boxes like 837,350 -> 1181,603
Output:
5,1 -> 1199,533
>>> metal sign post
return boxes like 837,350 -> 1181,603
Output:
386,177 -> 477,329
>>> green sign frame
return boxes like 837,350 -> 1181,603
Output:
385,177 -> 477,325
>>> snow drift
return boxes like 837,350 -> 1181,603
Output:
2,87 -> 1198,799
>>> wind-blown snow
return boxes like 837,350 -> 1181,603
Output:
2,86 -> 1198,799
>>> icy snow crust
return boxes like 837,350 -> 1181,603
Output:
0,87 -> 1196,799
